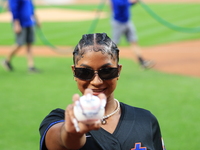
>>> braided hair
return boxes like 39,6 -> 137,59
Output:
73,33 -> 119,65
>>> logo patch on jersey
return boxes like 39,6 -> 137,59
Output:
131,143 -> 147,150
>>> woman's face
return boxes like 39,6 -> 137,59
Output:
72,46 -> 122,99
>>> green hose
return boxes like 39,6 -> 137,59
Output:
0,0 -> 5,13
35,27 -> 74,54
35,0 -> 106,54
138,0 -> 200,33
87,0 -> 106,33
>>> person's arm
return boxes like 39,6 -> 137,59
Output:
9,0 -> 19,20
34,13 -> 41,28
45,122 -> 86,150
151,114 -> 166,150
31,1 -> 40,28
129,0 -> 138,5
44,103 -> 87,150
43,89 -> 104,150
13,20 -> 21,34
8,0 -> 21,33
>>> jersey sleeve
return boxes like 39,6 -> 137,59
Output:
31,1 -> 35,15
8,0 -> 20,20
39,108 -> 65,150
150,112 -> 166,150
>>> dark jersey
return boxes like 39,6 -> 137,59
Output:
39,102 -> 166,150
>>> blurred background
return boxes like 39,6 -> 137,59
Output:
0,0 -> 200,149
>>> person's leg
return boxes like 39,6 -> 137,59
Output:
5,45 -> 22,62
129,41 -> 144,63
2,45 -> 22,71
26,26 -> 40,72
26,43 -> 34,68
126,21 -> 154,69
26,43 -> 40,72
111,19 -> 124,45
2,27 -> 25,71
125,21 -> 142,60
26,26 -> 34,68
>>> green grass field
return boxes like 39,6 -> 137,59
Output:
0,57 -> 200,150
0,3 -> 200,46
0,2 -> 200,150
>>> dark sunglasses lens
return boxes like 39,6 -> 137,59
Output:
98,68 -> 118,80
74,68 -> 94,80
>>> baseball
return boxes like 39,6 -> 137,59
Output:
73,94 -> 106,124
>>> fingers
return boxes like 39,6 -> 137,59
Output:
64,88 -> 106,133
97,93 -> 106,108
14,27 -> 21,34
78,120 -> 101,132
84,88 -> 106,101
72,118 -> 80,132
65,104 -> 76,132
98,93 -> 106,99
83,88 -> 93,96
72,93 -> 80,103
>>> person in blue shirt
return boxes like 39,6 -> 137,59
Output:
2,0 -> 40,72
110,0 -> 154,69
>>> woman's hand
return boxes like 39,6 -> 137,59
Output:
64,88 -> 106,134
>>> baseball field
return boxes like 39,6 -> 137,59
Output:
0,0 -> 200,149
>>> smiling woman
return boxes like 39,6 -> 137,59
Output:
39,33 -> 166,150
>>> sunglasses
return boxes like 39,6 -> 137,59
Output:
74,67 -> 119,81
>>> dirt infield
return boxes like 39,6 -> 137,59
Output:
0,9 -> 107,22
72,0 -> 200,4
120,40 -> 200,78
1,40 -> 200,78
